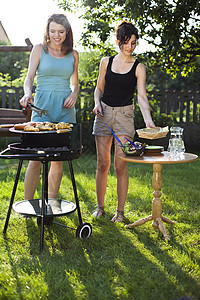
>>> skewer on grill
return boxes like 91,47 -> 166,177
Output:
57,129 -> 70,134
0,124 -> 14,128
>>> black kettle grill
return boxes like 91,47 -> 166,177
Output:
0,123 -> 92,251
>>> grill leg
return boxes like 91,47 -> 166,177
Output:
68,160 -> 83,224
3,160 -> 23,233
40,161 -> 48,251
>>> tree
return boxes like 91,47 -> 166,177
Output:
58,0 -> 200,77
0,42 -> 30,81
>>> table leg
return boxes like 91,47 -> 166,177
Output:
125,163 -> 176,240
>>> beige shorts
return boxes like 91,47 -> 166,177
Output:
92,101 -> 135,138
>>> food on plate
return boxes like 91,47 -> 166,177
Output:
55,122 -> 73,130
0,124 -> 15,128
35,122 -> 55,131
13,121 -> 73,132
136,126 -> 169,139
14,122 -> 36,130
142,127 -> 160,133
139,126 -> 168,133
24,125 -> 39,132
57,128 -> 70,134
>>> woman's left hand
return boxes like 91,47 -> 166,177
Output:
145,120 -> 155,128
63,92 -> 77,109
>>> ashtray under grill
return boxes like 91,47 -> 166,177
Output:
9,143 -> 70,154
8,142 -> 82,161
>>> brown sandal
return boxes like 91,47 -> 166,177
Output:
92,206 -> 105,218
111,210 -> 124,223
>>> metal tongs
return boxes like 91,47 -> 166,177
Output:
27,102 -> 48,117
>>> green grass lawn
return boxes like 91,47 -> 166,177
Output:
0,151 -> 199,300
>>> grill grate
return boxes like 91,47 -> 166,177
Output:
24,146 -> 70,152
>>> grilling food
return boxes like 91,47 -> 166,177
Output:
24,125 -> 40,132
35,123 -> 54,131
55,122 -> 73,130
57,129 -> 71,134
14,121 -> 73,132
0,124 -> 17,128
14,122 -> 36,130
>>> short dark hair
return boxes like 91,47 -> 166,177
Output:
115,21 -> 139,47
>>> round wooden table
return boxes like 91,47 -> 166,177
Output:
119,151 -> 198,240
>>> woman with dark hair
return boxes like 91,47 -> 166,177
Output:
92,21 -> 155,222
20,14 -> 79,200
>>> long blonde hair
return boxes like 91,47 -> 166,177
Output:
43,14 -> 73,55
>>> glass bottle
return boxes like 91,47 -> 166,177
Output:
168,127 -> 185,155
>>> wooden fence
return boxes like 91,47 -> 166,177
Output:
147,90 -> 200,150
0,86 -> 200,150
148,90 -> 200,124
0,38 -> 33,53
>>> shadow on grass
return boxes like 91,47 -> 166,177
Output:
2,212 -> 198,300
1,152 -> 200,299
133,227 -> 200,299
3,237 -> 24,300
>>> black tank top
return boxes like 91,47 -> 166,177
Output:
101,56 -> 139,107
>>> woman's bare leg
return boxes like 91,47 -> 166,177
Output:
95,135 -> 113,209
24,161 -> 42,200
48,161 -> 63,199
111,136 -> 129,221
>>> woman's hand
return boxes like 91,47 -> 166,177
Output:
145,120 -> 155,128
19,94 -> 33,107
63,91 -> 77,109
93,103 -> 103,117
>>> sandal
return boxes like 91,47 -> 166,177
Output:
92,206 -> 105,218
111,210 -> 124,223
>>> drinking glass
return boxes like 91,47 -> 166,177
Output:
168,138 -> 179,158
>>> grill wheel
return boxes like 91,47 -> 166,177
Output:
76,222 -> 92,239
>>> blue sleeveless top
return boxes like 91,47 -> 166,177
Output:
32,47 -> 76,123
